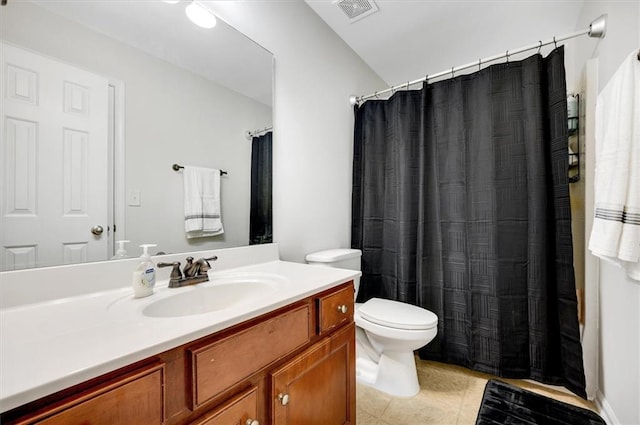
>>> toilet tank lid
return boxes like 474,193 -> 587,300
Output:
305,248 -> 362,263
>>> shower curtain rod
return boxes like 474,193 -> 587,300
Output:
349,14 -> 607,106
246,126 -> 273,140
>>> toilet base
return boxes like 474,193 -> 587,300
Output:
356,350 -> 420,398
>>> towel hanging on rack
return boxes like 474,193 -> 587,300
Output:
182,166 -> 224,238
588,49 -> 640,281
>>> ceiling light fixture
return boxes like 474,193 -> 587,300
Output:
185,1 -> 217,29
162,0 -> 181,4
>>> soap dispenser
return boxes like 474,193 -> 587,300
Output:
132,244 -> 157,298
111,240 -> 131,260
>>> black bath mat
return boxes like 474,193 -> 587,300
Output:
475,379 -> 606,425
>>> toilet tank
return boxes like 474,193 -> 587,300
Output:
305,249 -> 361,296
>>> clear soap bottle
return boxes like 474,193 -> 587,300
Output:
111,240 -> 131,260
132,244 -> 157,298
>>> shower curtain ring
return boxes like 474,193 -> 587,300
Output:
451,67 -> 455,78
506,50 -> 509,64
374,91 -> 379,99
553,36 -> 558,49
538,40 -> 543,53
406,81 -> 410,90
478,58 -> 481,71
390,85 -> 396,94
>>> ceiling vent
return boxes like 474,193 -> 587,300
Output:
333,0 -> 379,23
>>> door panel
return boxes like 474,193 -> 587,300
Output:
1,42 -> 109,270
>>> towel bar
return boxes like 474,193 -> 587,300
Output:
172,163 -> 227,176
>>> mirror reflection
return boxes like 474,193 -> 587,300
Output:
0,0 -> 273,271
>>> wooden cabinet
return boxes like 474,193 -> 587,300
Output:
317,284 -> 354,335
3,363 -> 164,425
189,305 -> 311,409
271,323 -> 355,425
190,387 -> 259,425
1,281 -> 355,425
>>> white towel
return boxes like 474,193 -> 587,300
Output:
183,166 -> 224,239
588,49 -> 640,281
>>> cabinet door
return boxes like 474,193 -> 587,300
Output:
190,387 -> 259,425
270,323 -> 355,425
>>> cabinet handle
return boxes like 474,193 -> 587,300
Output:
278,392 -> 290,406
337,304 -> 348,314
246,420 -> 259,425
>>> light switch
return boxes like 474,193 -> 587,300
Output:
128,190 -> 141,207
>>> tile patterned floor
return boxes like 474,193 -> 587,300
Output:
356,358 -> 596,425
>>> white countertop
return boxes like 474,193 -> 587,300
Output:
0,260 -> 359,413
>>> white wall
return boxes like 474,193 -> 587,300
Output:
1,2 -> 272,256
572,2 -> 640,424
206,0 -> 386,263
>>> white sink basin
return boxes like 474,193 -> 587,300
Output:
143,272 -> 288,318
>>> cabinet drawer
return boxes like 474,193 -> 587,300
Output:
35,364 -> 164,425
190,304 -> 310,408
191,386 -> 258,425
317,283 -> 354,335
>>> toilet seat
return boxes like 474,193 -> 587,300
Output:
358,298 -> 437,330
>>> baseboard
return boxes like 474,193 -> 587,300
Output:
595,390 -> 621,425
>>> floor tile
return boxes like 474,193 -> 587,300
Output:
356,408 -> 380,425
357,382 -> 392,417
417,360 -> 471,396
456,402 -> 481,425
356,358 -> 598,425
380,391 -> 460,425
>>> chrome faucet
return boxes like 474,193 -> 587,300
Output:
158,255 -> 218,288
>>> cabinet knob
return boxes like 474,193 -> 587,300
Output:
246,420 -> 259,425
278,392 -> 290,406
337,304 -> 348,314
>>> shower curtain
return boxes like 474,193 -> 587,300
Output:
249,131 -> 272,245
351,47 -> 586,397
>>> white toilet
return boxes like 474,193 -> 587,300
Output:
306,248 -> 438,398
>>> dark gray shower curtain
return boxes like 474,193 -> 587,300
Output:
351,47 -> 586,397
250,131 -> 272,245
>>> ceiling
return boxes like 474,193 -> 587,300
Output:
20,0 -> 273,106
305,0 -> 586,89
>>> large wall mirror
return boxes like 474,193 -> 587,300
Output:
0,0 -> 273,271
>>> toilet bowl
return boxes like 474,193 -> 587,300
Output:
306,249 -> 438,398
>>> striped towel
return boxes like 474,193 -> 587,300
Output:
183,166 -> 224,239
588,49 -> 640,281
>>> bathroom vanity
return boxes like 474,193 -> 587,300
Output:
0,245 -> 359,424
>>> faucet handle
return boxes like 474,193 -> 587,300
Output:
195,256 -> 218,275
157,261 -> 183,281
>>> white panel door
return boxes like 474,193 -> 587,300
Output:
1,42 -> 109,271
